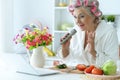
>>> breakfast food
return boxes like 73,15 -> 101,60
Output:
84,65 -> 95,73
75,63 -> 119,80
76,64 -> 87,71
84,65 -> 103,75
101,60 -> 117,75
91,67 -> 103,75
56,64 -> 67,69
53,61 -> 117,76
75,64 -> 103,75
76,61 -> 118,76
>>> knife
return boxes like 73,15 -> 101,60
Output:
16,71 -> 60,76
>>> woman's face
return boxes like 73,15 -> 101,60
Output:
73,7 -> 95,31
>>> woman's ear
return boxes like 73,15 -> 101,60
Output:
93,17 -> 99,24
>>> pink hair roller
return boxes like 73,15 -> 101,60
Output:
68,5 -> 74,15
84,0 -> 88,6
76,0 -> 81,6
95,11 -> 102,17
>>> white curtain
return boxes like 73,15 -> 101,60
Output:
0,0 -> 14,53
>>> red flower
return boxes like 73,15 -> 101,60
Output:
27,40 -> 36,46
13,26 -> 53,50
41,35 -> 48,41
34,37 -> 42,44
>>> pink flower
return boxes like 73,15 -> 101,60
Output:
34,37 -> 42,44
27,40 -> 36,46
13,24 -> 53,50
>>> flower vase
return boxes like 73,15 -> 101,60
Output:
30,46 -> 45,68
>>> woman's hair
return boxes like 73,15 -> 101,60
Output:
68,0 -> 102,18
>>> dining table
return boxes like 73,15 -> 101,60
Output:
0,52 -> 120,80
0,52 -> 88,80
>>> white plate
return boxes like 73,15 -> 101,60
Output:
85,72 -> 120,80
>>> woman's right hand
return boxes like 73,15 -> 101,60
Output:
60,33 -> 71,57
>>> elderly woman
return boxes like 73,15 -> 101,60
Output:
58,0 -> 119,66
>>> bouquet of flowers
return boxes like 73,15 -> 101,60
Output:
13,24 -> 52,50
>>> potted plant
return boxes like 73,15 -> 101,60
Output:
107,15 -> 115,22
13,24 -> 53,68
106,15 -> 115,26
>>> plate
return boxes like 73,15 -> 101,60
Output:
49,66 -> 84,74
84,72 -> 120,80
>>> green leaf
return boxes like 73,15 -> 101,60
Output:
29,46 -> 35,50
22,37 -> 27,43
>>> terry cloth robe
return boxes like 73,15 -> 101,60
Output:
57,20 -> 119,66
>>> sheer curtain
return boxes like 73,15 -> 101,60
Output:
0,0 -> 14,53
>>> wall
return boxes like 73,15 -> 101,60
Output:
99,0 -> 120,15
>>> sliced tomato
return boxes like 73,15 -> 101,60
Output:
91,67 -> 103,75
76,64 -> 87,71
84,65 -> 95,73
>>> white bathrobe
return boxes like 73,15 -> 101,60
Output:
58,20 -> 119,66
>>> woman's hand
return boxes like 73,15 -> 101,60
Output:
60,33 -> 71,58
87,31 -> 96,58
